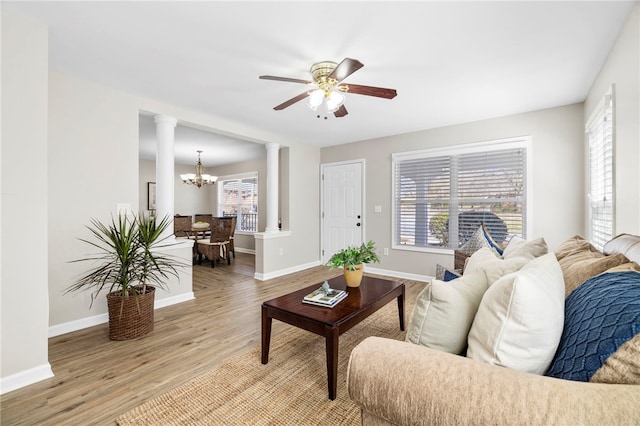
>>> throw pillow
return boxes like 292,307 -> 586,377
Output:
603,233 -> 640,263
591,333 -> 640,385
406,272 -> 488,354
464,247 -> 530,286
467,253 -> 565,374
555,235 -> 629,296
545,271 -> 640,384
458,225 -> 500,256
481,223 -> 504,256
435,264 -> 461,281
443,269 -> 461,281
502,236 -> 548,260
605,262 -> 640,273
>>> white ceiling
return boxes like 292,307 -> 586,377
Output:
5,1 -> 636,166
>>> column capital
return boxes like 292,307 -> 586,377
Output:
153,114 -> 177,127
265,142 -> 280,152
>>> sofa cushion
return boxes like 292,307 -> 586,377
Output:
406,272 -> 488,354
555,235 -> 629,296
467,253 -> 565,374
464,247 -> 529,286
502,236 -> 548,260
545,271 -> 640,384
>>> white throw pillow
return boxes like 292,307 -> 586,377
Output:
406,272 -> 488,354
502,236 -> 548,260
464,247 -> 529,286
466,253 -> 565,374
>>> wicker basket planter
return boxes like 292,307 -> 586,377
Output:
106,287 -> 156,340
67,214 -> 184,341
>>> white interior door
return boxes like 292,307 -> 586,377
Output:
321,161 -> 364,264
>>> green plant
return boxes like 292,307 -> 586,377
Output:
326,240 -> 381,271
66,213 -> 184,306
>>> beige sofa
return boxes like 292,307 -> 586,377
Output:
347,234 -> 640,425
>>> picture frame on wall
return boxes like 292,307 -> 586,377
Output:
148,182 -> 156,211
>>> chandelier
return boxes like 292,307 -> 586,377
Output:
180,150 -> 217,188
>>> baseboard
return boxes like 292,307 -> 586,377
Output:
155,292 -> 195,309
1,363 -> 54,395
255,260 -> 322,281
48,313 -> 108,338
362,266 -> 432,283
255,262 -> 432,283
48,292 -> 195,338
235,247 -> 255,255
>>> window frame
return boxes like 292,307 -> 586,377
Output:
391,137 -> 532,254
585,87 -> 615,250
216,171 -> 259,234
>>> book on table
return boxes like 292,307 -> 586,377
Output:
303,287 -> 347,307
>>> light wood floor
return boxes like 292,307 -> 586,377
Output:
1,253 -> 425,425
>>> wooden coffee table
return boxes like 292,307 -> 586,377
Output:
261,275 -> 405,400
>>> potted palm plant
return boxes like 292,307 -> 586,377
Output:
326,240 -> 381,287
66,213 -> 185,340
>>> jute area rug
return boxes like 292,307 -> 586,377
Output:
116,295 -> 413,425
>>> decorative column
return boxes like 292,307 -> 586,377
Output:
265,142 -> 280,233
154,114 -> 177,240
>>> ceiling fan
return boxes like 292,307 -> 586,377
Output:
259,57 -> 397,118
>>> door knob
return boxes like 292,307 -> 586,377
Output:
356,223 -> 361,227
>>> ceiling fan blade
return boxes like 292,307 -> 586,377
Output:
274,92 -> 309,110
334,105 -> 348,118
343,83 -> 397,99
259,75 -> 312,85
328,58 -> 364,83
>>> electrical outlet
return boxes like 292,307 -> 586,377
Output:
383,248 -> 389,255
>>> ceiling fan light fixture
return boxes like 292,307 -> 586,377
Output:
325,91 -> 345,113
307,88 -> 324,110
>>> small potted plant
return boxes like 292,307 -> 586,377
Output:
326,240 -> 380,287
66,213 -> 185,340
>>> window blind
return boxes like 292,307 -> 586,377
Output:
218,174 -> 259,232
587,92 -> 614,249
393,140 -> 527,250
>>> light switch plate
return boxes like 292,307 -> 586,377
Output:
374,205 -> 382,213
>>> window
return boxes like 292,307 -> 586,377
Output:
586,90 -> 614,249
217,173 -> 258,232
392,138 -> 529,251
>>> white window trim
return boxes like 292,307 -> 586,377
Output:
217,171 -> 259,233
585,86 -> 615,249
391,136 -> 533,253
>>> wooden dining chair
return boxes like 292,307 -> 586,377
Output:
196,217 -> 233,268
173,215 -> 192,238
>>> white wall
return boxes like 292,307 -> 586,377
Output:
140,159 -> 215,217
1,9 -> 53,392
321,103 -> 585,278
256,143 -> 321,278
585,4 -> 640,236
